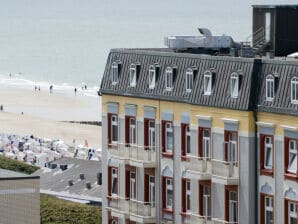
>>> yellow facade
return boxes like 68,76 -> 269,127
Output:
102,94 -> 255,132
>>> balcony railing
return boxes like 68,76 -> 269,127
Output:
182,213 -> 212,224
129,199 -> 156,218
212,218 -> 238,224
212,159 -> 238,179
184,154 -> 212,174
106,195 -> 130,214
107,143 -> 157,166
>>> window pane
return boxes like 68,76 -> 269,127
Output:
265,147 -> 272,168
112,177 -> 118,194
265,211 -> 273,224
288,153 -> 297,173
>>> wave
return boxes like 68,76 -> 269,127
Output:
0,73 -> 99,98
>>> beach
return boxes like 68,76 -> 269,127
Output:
0,87 -> 101,149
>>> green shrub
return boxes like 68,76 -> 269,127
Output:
0,155 -> 39,174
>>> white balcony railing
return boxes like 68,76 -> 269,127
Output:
107,143 -> 157,165
212,218 -> 238,224
184,154 -> 212,174
129,199 -> 156,217
211,159 -> 238,179
107,195 -> 130,214
182,213 -> 212,224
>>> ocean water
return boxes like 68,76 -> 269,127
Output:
0,0 -> 297,93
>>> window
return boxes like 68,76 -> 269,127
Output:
125,116 -> 136,145
199,180 -> 211,219
225,186 -> 238,223
166,178 -> 173,209
108,167 -> 118,196
224,131 -> 237,164
165,67 -> 173,90
130,172 -> 136,199
264,196 -> 274,224
291,77 -> 298,104
149,176 -> 155,206
266,75 -> 275,100
181,124 -> 190,158
186,68 -> 193,92
149,65 -> 156,89
111,62 -> 118,85
285,200 -> 298,224
108,114 -> 118,144
182,179 -> 191,213
204,71 -> 212,95
129,64 -> 137,87
285,138 -> 298,179
260,135 -> 274,176
230,73 -> 239,98
199,128 -> 211,159
144,119 -> 155,150
162,121 -> 173,156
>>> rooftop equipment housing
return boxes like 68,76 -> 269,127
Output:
252,5 -> 298,56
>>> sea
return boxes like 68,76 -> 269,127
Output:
0,0 -> 297,97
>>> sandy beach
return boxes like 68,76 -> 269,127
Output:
0,87 -> 101,149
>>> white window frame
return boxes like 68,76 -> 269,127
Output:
129,64 -> 137,87
149,176 -> 155,206
203,185 -> 211,218
227,132 -> 237,163
266,74 -> 275,101
204,71 -> 212,95
229,191 -> 238,223
291,77 -> 298,104
186,180 -> 191,212
165,122 -> 173,153
149,65 -> 156,89
264,136 -> 273,170
185,125 -> 191,155
230,72 -> 239,98
111,62 -> 118,85
111,168 -> 118,196
265,196 -> 273,224
130,171 -> 136,199
166,178 -> 173,209
165,67 -> 173,91
148,120 -> 155,149
287,140 -> 297,174
111,115 -> 118,144
129,118 -> 136,145
288,201 -> 297,224
186,68 -> 193,92
203,129 -> 211,159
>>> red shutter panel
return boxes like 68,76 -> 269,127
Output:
284,199 -> 288,224
260,134 -> 265,170
284,137 -> 290,174
162,121 -> 166,153
199,183 -> 203,216
198,127 -> 203,158
108,167 -> 111,196
181,124 -> 186,157
224,187 -> 229,221
125,169 -> 130,199
107,113 -> 111,144
260,194 -> 265,224
162,177 -> 166,208
224,131 -> 229,161
144,119 -> 149,148
144,174 -> 149,202
181,179 -> 186,212
125,116 -> 129,145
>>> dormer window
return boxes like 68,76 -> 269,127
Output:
165,67 -> 173,91
204,71 -> 212,95
230,73 -> 239,98
186,68 -> 193,92
129,64 -> 137,87
111,62 -> 119,85
291,77 -> 298,104
149,65 -> 156,89
266,75 -> 275,101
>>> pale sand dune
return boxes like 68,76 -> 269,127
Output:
0,88 -> 102,149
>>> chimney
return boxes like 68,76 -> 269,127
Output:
68,180 -> 73,186
86,182 -> 91,189
60,164 -> 68,171
79,173 -> 85,180
97,172 -> 102,185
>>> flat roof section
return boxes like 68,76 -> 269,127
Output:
252,5 -> 298,9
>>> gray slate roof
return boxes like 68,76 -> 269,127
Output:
100,48 -> 298,116
100,49 -> 257,111
33,158 -> 101,202
0,169 -> 29,178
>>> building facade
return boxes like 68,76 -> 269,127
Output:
100,48 -> 298,224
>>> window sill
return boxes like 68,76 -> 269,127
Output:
284,173 -> 298,181
163,208 -> 173,214
260,169 -> 274,177
162,152 -> 173,159
108,143 -> 118,148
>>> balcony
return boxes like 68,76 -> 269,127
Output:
107,143 -> 157,168
211,159 -> 238,185
182,213 -> 212,224
182,154 -> 212,180
106,196 -> 130,219
212,218 -> 238,224
129,199 -> 156,223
